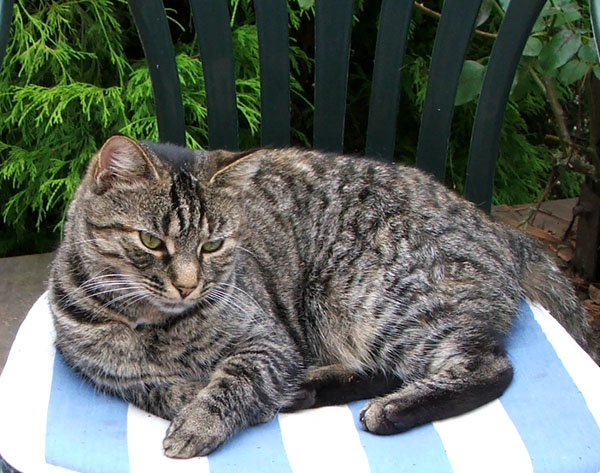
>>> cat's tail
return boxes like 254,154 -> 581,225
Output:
516,229 -> 599,364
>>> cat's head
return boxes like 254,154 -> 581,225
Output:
64,135 -> 258,317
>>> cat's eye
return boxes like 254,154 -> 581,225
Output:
139,231 -> 164,250
201,239 -> 224,253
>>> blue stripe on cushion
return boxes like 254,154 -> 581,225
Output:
45,353 -> 130,473
207,416 -> 293,473
502,302 -> 600,473
348,401 -> 454,473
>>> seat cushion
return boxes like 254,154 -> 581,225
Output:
1,294 -> 599,473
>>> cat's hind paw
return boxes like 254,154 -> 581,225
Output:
359,397 -> 413,435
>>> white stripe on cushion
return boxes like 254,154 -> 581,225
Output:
434,399 -> 533,473
279,405 -> 371,473
0,293 -> 62,472
127,405 -> 210,473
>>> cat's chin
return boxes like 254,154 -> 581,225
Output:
150,298 -> 199,315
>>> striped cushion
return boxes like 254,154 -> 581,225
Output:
1,294 -> 599,473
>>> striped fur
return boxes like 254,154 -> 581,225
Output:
49,136 -> 595,458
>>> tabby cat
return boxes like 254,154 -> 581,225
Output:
50,135 -> 595,458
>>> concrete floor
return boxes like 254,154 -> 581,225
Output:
491,198 -> 577,240
0,198 -> 579,374
0,252 -> 54,373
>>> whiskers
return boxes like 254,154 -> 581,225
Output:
203,281 -> 268,322
64,272 -> 152,312
236,245 -> 259,261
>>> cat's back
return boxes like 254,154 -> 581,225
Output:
243,148 -> 484,229
238,148 -> 519,295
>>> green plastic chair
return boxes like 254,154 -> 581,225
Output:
122,0 -> 548,213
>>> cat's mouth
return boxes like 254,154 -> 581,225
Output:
151,296 -> 201,314
143,283 -> 218,316
145,281 -> 205,314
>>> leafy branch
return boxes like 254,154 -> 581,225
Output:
413,2 -> 498,39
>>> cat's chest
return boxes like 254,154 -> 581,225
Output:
131,321 -> 231,373
137,328 -> 185,359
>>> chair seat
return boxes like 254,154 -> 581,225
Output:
0,294 -> 599,473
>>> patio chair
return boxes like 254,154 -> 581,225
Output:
1,1 -> 600,472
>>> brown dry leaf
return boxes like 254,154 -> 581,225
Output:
525,227 -> 563,244
570,274 -> 587,288
556,246 -> 574,263
589,284 -> 600,304
583,299 -> 600,315
583,299 -> 600,313
494,214 -> 520,227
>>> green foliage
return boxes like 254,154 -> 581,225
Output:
0,0 -> 275,255
455,61 -> 486,106
0,0 -> 133,255
442,0 -> 597,204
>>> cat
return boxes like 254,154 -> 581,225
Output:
49,135 -> 596,458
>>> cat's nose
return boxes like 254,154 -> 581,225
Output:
168,255 -> 200,299
175,284 -> 196,299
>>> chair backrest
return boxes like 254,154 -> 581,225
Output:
132,0 -> 555,212
0,0 -> 553,212
0,0 -> 11,78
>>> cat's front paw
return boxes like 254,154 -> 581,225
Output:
163,403 -> 230,458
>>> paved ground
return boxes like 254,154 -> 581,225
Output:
0,252 -> 54,373
0,199 -> 580,373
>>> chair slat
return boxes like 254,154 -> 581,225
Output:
0,0 -> 13,73
313,0 -> 354,153
465,0 -> 546,212
365,0 -> 413,163
127,0 -> 186,145
593,0 -> 600,51
254,0 -> 290,148
189,0 -> 239,151
415,0 -> 483,180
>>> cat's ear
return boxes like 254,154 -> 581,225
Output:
92,135 -> 161,191
205,149 -> 261,190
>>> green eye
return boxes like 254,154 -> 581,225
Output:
201,239 -> 224,253
139,231 -> 163,250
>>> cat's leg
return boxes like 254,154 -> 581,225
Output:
360,346 -> 513,434
283,364 -> 404,411
161,338 -> 302,458
143,382 -> 208,420
112,377 -> 211,421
